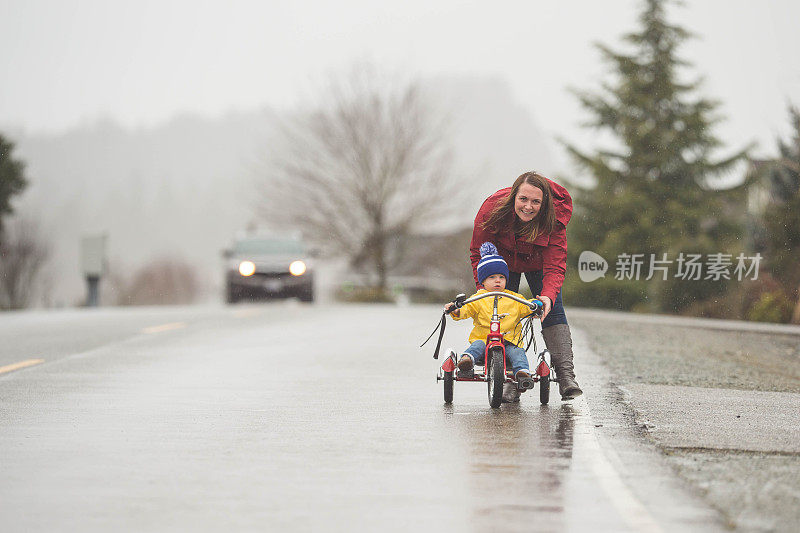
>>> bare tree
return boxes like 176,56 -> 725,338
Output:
0,217 -> 49,310
260,67 -> 460,290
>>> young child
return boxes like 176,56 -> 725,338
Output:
444,242 -> 534,395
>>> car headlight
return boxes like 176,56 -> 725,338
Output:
289,260 -> 306,276
239,261 -> 256,276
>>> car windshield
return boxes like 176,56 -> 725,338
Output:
234,238 -> 305,255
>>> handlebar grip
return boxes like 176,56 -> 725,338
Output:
444,293 -> 467,315
529,298 -> 544,313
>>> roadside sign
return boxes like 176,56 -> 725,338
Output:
80,234 -> 107,277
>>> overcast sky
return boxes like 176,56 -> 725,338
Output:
2,0 -> 799,170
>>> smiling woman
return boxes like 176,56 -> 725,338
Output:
470,171 -> 582,400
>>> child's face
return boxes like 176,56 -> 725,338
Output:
483,274 -> 506,291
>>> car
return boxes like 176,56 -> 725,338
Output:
223,235 -> 315,303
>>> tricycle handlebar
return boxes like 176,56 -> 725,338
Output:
449,291 -> 543,314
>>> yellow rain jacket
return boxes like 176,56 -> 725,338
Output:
451,289 -> 535,346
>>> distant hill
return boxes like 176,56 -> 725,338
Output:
10,75 -> 554,306
425,75 -> 556,207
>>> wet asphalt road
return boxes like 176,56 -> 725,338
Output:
1,303 -> 725,532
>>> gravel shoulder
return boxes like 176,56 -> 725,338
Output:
570,308 -> 800,532
569,309 -> 800,393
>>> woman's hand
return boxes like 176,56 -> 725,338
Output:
536,295 -> 552,320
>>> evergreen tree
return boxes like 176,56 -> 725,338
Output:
0,133 -> 29,241
564,0 -> 749,313
762,106 -> 800,322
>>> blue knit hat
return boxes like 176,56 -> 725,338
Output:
477,242 -> 509,284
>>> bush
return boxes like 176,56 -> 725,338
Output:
334,285 -> 395,303
115,257 -> 199,305
747,291 -> 794,323
680,276 -> 784,320
401,288 -> 462,304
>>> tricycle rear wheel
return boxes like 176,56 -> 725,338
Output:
487,347 -> 504,408
539,375 -> 550,405
443,370 -> 454,404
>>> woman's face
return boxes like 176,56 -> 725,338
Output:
514,183 -> 543,223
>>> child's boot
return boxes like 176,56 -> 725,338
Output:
457,354 -> 474,377
542,324 -> 583,400
515,369 -> 534,390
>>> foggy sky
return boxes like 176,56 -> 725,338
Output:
2,0 -> 799,170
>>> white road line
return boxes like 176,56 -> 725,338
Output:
574,396 -> 663,533
142,322 -> 187,334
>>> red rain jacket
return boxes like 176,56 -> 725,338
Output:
470,179 -> 572,302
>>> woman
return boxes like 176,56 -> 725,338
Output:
470,171 -> 582,400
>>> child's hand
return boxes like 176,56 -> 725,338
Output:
444,302 -> 456,313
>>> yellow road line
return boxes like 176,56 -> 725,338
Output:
233,309 -> 263,318
0,358 -> 45,375
142,322 -> 187,334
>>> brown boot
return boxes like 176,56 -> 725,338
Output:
541,323 -> 583,400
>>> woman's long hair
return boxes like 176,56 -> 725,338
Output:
482,172 -> 556,242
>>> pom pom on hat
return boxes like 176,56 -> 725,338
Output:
476,242 -> 509,284
480,242 -> 498,257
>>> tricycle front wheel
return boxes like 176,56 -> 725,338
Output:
487,347 -> 504,408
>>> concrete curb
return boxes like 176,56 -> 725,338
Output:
569,307 -> 800,336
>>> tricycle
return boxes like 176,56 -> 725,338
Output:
425,291 -> 553,407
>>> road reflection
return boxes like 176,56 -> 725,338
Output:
446,401 -> 576,533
